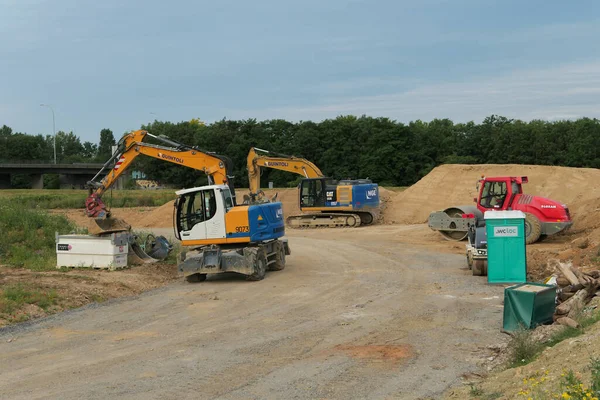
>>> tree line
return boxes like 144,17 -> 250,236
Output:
1,115 -> 599,189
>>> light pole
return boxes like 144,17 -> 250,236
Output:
40,104 -> 56,164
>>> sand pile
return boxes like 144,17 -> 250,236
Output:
136,201 -> 177,228
383,164 -> 600,225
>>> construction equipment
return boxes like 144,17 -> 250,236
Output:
246,147 -> 380,228
428,176 -> 572,244
465,220 -> 488,276
86,130 -> 290,282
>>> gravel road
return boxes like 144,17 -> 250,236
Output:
0,229 -> 505,399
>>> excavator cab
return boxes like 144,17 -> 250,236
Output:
299,178 -> 327,208
174,185 -> 233,243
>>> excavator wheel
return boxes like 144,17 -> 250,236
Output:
524,213 -> 542,244
346,215 -> 359,227
358,212 -> 373,225
472,260 -> 487,276
247,250 -> 267,281
269,243 -> 286,271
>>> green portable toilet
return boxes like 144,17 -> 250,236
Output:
484,210 -> 527,284
503,283 -> 556,331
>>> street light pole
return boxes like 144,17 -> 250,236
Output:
40,104 -> 56,164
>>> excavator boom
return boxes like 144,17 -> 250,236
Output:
86,129 -> 235,224
247,147 -> 323,201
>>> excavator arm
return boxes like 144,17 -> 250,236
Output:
86,129 -> 235,219
247,147 -> 323,201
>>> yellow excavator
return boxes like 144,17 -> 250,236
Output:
86,130 -> 290,282
246,147 -> 380,228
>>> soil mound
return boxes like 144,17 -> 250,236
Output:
383,163 -> 600,225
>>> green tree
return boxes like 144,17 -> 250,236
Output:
82,141 -> 98,159
98,128 -> 116,160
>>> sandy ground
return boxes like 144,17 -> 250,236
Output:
2,163 -> 600,398
0,226 -> 508,400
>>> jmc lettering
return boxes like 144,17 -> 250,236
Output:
493,226 -> 519,237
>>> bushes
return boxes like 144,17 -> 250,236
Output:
0,201 -> 77,270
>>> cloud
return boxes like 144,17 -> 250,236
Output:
226,61 -> 600,123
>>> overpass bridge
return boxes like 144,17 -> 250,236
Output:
0,162 -> 108,189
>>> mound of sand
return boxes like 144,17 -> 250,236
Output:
383,164 -> 600,226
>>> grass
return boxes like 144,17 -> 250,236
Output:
516,362 -> 600,399
508,310 -> 600,368
508,327 -> 543,367
0,283 -> 59,321
0,189 -> 176,209
0,200 -> 82,271
468,384 -> 501,400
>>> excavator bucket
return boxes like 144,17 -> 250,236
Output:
89,217 -> 131,236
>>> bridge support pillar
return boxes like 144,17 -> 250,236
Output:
0,174 -> 10,189
31,174 -> 44,189
59,174 -> 96,189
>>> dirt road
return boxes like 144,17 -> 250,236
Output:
0,228 -> 505,400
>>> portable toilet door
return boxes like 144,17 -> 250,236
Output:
484,210 -> 527,284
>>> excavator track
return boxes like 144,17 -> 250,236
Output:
286,213 -> 363,229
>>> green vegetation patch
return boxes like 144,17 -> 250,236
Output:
0,189 -> 175,209
0,283 -> 59,322
0,201 -> 77,270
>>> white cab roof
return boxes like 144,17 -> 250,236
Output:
484,210 -> 526,219
176,184 -> 229,196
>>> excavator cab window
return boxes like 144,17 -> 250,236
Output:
300,179 -> 326,207
221,188 -> 234,212
176,189 -> 217,232
479,181 -> 508,209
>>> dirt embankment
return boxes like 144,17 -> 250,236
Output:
382,163 -> 600,225
0,263 -> 178,328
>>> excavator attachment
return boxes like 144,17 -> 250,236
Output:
89,217 -> 131,236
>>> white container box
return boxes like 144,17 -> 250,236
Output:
56,232 -> 129,270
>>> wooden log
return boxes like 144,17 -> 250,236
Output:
557,262 -> 580,286
570,266 -> 594,286
557,317 -> 580,329
556,288 -> 590,315
567,289 -> 592,319
585,270 -> 600,279
563,284 -> 584,293
556,276 -> 571,287
559,291 -> 575,302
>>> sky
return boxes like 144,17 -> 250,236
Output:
1,0 -> 599,143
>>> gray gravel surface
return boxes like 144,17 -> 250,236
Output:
0,230 -> 505,399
